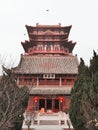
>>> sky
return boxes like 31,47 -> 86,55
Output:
0,0 -> 98,73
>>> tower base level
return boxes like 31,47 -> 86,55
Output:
22,111 -> 74,130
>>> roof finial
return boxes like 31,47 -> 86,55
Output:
59,23 -> 61,26
36,23 -> 39,26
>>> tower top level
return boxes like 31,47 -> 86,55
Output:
21,23 -> 76,56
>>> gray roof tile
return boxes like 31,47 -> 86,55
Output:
13,55 -> 79,74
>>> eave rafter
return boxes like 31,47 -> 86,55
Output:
21,41 -> 32,52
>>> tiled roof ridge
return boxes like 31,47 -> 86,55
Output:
36,23 -> 61,27
25,24 -> 72,31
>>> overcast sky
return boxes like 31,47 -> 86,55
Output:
0,0 -> 98,72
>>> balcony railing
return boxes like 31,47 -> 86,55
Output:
28,50 -> 69,55
19,81 -> 73,86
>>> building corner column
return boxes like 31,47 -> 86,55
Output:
60,77 -> 62,86
37,77 -> 39,86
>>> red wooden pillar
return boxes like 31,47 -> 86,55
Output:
32,78 -> 34,85
59,97 -> 64,111
33,97 -> 39,110
64,78 -> 66,84
52,99 -> 54,112
37,77 -> 39,86
45,99 -> 47,112
22,77 -> 25,85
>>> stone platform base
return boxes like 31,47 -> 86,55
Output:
22,112 -> 74,130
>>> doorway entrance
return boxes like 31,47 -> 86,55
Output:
39,98 -> 59,112
47,99 -> 52,109
39,99 -> 45,110
54,99 -> 59,112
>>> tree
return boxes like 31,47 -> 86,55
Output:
69,51 -> 98,130
90,50 -> 98,74
69,58 -> 89,130
0,69 -> 29,130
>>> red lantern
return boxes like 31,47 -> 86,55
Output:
59,97 -> 64,102
33,97 -> 39,102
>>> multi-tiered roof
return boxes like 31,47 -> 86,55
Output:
13,23 -> 78,75
21,23 -> 76,54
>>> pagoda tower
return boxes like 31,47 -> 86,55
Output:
13,23 -> 78,113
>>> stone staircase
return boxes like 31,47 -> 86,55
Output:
22,112 -> 73,130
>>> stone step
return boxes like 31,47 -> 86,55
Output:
36,125 -> 61,130
39,120 -> 59,125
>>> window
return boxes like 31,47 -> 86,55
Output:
46,43 -> 51,51
24,78 -> 32,85
66,79 -> 71,83
54,45 -> 60,51
46,46 -> 51,51
37,45 -> 43,51
43,74 -> 55,79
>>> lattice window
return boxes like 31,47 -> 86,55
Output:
43,74 -> 55,79
54,45 -> 60,51
37,45 -> 43,51
46,43 -> 51,51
